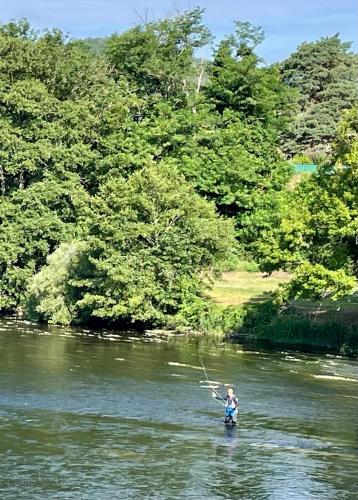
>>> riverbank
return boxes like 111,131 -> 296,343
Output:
209,271 -> 358,356
227,316 -> 358,357
1,270 -> 357,356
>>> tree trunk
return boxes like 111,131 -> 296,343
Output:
19,171 -> 24,189
0,165 -> 5,196
196,57 -> 205,94
192,57 -> 205,114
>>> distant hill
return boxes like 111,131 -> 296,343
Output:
81,37 -> 107,55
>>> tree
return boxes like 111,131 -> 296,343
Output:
204,21 -> 295,132
0,21 -> 148,195
26,242 -> 85,325
281,35 -> 358,157
0,174 -> 88,311
105,8 -> 211,104
134,100 -> 292,252
27,165 -> 235,326
254,108 -> 358,301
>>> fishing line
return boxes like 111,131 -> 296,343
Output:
198,348 -> 225,407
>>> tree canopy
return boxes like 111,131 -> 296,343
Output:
254,108 -> 358,301
0,13 -> 357,326
205,22 -> 295,133
27,165 -> 235,326
281,35 -> 358,158
105,8 -> 211,105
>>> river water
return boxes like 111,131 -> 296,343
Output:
0,319 -> 357,499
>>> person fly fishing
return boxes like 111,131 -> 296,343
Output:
198,349 -> 239,425
212,386 -> 239,424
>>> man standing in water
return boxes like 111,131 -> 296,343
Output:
213,386 -> 239,424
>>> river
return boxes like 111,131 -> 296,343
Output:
0,319 -> 357,499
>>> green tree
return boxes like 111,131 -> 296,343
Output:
26,242 -> 85,325
204,21 -> 295,131
105,8 -> 211,104
0,21 -> 147,195
255,108 -> 358,301
281,35 -> 358,156
134,101 -> 292,251
0,174 -> 88,311
0,22 -> 145,314
27,165 -> 235,326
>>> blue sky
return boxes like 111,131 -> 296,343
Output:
2,0 -> 357,62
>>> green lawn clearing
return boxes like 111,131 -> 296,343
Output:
211,270 -> 358,325
210,271 -> 291,305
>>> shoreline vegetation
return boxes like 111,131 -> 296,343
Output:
5,266 -> 358,357
0,13 -> 357,355
209,269 -> 358,356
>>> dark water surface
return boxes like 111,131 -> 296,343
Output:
1,319 -> 357,499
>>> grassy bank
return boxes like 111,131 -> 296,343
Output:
209,270 -> 358,355
210,270 -> 358,323
209,270 -> 291,305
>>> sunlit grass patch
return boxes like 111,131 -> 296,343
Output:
210,271 -> 291,305
210,271 -> 358,324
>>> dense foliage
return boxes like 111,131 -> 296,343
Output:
205,22 -> 295,132
281,35 -> 358,158
105,8 -> 211,104
254,107 -> 358,302
0,12 -> 357,327
27,165 -> 234,326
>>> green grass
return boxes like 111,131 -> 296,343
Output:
211,270 -> 358,324
210,271 -> 291,305
211,270 -> 358,354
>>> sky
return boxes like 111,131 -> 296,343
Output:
1,0 -> 357,62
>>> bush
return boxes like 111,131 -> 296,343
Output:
256,314 -> 347,348
291,154 -> 312,164
230,298 -> 358,354
233,259 -> 260,272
